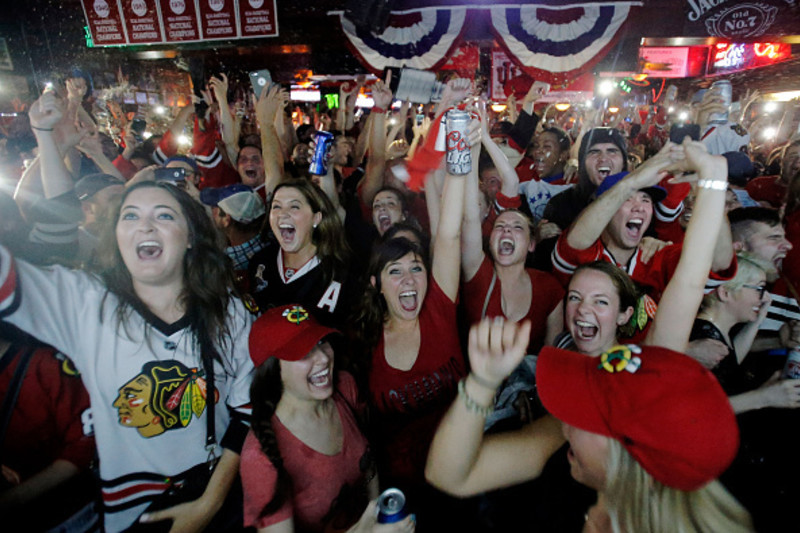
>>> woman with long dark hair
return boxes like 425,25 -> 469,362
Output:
350,121 -> 479,526
1,180 -> 255,532
241,304 -> 414,533
247,180 -> 354,329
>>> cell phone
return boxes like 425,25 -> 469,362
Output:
154,167 -> 186,183
669,123 -> 701,144
249,69 -> 273,100
416,114 -> 424,125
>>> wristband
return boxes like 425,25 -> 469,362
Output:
31,126 -> 54,132
458,379 -> 494,418
372,106 -> 386,114
697,179 -> 727,191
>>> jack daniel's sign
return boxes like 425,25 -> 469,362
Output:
685,0 -> 795,39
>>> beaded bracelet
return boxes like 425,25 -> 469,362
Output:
372,106 -> 387,114
697,179 -> 727,191
458,378 -> 494,418
31,126 -> 54,132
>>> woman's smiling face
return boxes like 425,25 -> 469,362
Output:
565,268 -> 633,356
376,252 -> 428,322
116,186 -> 190,290
270,186 -> 321,256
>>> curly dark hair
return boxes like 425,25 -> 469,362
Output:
94,181 -> 235,363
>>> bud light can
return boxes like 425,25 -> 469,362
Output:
377,488 -> 408,524
707,80 -> 731,125
781,348 -> 800,379
309,131 -> 334,175
445,109 -> 471,175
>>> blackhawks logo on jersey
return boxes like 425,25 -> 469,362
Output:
113,361 -> 218,438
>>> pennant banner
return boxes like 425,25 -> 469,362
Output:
338,8 -> 467,75
335,2 -> 641,82
490,3 -> 639,85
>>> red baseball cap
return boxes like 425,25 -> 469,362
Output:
248,304 -> 339,367
536,344 -> 738,491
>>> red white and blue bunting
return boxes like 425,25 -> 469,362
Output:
333,2 -> 641,83
490,3 -> 639,85
338,8 -> 467,74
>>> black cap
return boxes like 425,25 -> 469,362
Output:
74,173 -> 124,201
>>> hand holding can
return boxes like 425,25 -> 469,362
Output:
445,109 -> 472,175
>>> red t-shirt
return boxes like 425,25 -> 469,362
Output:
240,372 -> 371,532
746,175 -> 786,208
368,278 -> 467,487
463,256 -> 563,354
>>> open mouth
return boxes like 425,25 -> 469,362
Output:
399,290 -> 418,312
625,218 -> 644,237
245,169 -> 257,180
573,320 -> 598,341
137,241 -> 162,260
278,223 -> 296,243
378,213 -> 392,232
498,238 -> 516,256
308,367 -> 331,388
597,166 -> 611,180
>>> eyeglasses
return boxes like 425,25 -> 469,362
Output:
742,284 -> 768,299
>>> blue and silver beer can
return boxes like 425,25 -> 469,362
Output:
377,488 -> 408,524
309,131 -> 335,175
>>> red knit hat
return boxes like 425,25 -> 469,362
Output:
537,344 -> 739,491
248,304 -> 338,366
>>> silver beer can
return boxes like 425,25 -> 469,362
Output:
707,79 -> 731,125
445,109 -> 472,175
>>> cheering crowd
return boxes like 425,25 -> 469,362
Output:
1,66 -> 799,533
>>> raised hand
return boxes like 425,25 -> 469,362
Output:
29,91 -> 64,131
371,80 -> 394,111
441,78 -> 472,106
467,317 -> 532,390
208,73 -> 229,105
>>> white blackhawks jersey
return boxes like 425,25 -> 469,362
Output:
0,246 -> 255,532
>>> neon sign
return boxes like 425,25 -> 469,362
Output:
709,42 -> 791,75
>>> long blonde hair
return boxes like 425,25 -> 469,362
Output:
604,439 -> 753,533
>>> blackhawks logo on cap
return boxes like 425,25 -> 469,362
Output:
282,305 -> 309,325
598,345 -> 642,374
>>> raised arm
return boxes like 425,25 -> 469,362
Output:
28,91 -> 74,200
645,140 -> 729,351
209,74 -> 240,166
255,85 -> 289,197
426,318 -> 564,496
461,136 -> 486,281
432,119 -> 478,301
357,80 -> 391,208
478,104 -> 520,199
